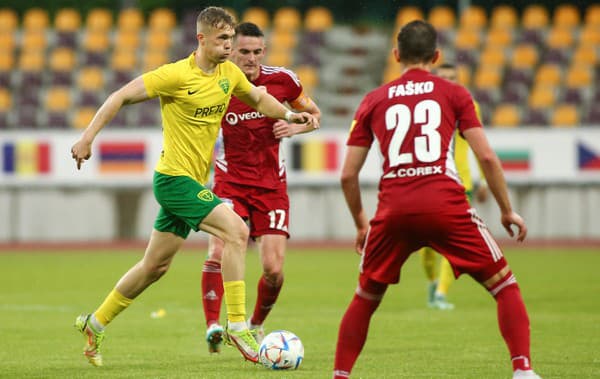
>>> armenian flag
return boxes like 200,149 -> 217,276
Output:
98,141 -> 146,173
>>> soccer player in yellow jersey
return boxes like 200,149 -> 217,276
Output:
70,7 -> 318,366
419,63 -> 489,310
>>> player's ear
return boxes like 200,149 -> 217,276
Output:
196,32 -> 205,45
431,49 -> 440,65
393,48 -> 400,63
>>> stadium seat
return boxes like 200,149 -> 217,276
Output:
553,4 -> 580,28
269,29 -> 297,50
551,104 -> 579,127
77,67 -> 105,92
273,7 -> 301,31
242,7 -> 270,30
18,51 -> 45,86
149,8 -> 176,31
143,50 -> 169,71
572,45 -> 597,66
0,52 -> 14,87
522,108 -> 549,126
118,8 -> 144,31
49,47 -> 77,85
395,6 -> 424,27
546,27 -> 574,49
111,50 -> 137,88
454,27 -> 481,49
491,103 -> 520,127
21,30 -> 47,50
584,4 -> 600,27
294,65 -> 319,95
528,84 -> 557,109
0,8 -> 18,32
86,8 -> 113,32
428,6 -> 455,30
456,65 -> 471,86
55,8 -> 81,33
579,26 -> 600,46
510,44 -> 539,69
474,66 -> 501,89
485,27 -> 513,48
266,48 -> 292,67
82,30 -> 110,65
479,47 -> 505,68
304,6 -> 333,32
23,8 -> 49,31
522,4 -> 549,29
145,29 -> 173,51
0,87 -> 11,112
534,64 -> 562,87
490,5 -> 518,29
72,107 -> 96,129
115,29 -> 140,50
459,5 -> 487,30
565,65 -> 592,88
45,86 -> 71,127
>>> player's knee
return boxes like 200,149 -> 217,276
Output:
222,218 -> 249,248
263,269 -> 284,286
141,259 -> 171,282
483,268 -> 518,297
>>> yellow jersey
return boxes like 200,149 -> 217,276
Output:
143,53 -> 253,184
453,100 -> 482,193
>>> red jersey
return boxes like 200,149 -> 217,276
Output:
347,68 -> 482,213
214,65 -> 303,189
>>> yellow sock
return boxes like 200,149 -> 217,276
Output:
94,288 -> 133,327
223,280 -> 246,323
419,247 -> 437,281
437,258 -> 455,296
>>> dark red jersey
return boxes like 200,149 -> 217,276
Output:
347,68 -> 482,213
215,65 -> 303,189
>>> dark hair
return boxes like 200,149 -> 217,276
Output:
196,6 -> 236,33
235,22 -> 264,38
396,20 -> 437,64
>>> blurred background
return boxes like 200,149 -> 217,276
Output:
0,1 -> 599,244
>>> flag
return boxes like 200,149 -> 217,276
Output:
577,142 -> 600,171
98,141 -> 146,173
290,139 -> 339,173
2,141 -> 51,175
496,149 -> 530,171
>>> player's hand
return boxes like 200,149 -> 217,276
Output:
71,139 -> 92,170
354,226 -> 368,255
287,111 -> 319,129
501,211 -> 527,242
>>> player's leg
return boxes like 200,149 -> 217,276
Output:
432,208 -> 539,377
75,229 -> 184,366
433,257 -> 455,310
418,247 -> 438,306
199,203 -> 259,362
202,235 -> 225,353
334,274 -> 388,379
249,233 -> 286,342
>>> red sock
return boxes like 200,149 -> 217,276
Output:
250,275 -> 282,325
334,278 -> 386,378
491,273 -> 532,371
201,260 -> 223,326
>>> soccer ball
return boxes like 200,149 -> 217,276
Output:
258,330 -> 304,370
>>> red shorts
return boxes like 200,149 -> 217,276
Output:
360,206 -> 507,284
212,180 -> 290,239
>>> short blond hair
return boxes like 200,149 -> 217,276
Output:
196,6 -> 236,34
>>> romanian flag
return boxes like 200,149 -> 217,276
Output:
98,141 -> 146,173
577,142 -> 600,171
496,149 -> 530,171
290,139 -> 339,173
2,141 -> 51,175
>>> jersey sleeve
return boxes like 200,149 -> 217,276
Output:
142,62 -> 182,98
346,95 -> 374,147
453,84 -> 482,134
230,63 -> 253,98
281,70 -> 303,103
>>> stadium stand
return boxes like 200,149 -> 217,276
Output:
0,4 -> 597,129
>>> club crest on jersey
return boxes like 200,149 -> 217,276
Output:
197,189 -> 214,202
218,78 -> 230,94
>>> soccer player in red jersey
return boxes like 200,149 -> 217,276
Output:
200,22 -> 321,353
333,20 -> 541,379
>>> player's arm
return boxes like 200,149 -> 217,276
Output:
237,86 -> 319,129
471,100 -> 489,202
71,76 -> 150,169
463,127 -> 527,241
272,94 -> 321,139
340,145 -> 370,254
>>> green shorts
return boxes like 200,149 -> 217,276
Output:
153,172 -> 222,238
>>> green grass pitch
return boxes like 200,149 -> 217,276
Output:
0,246 -> 598,378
